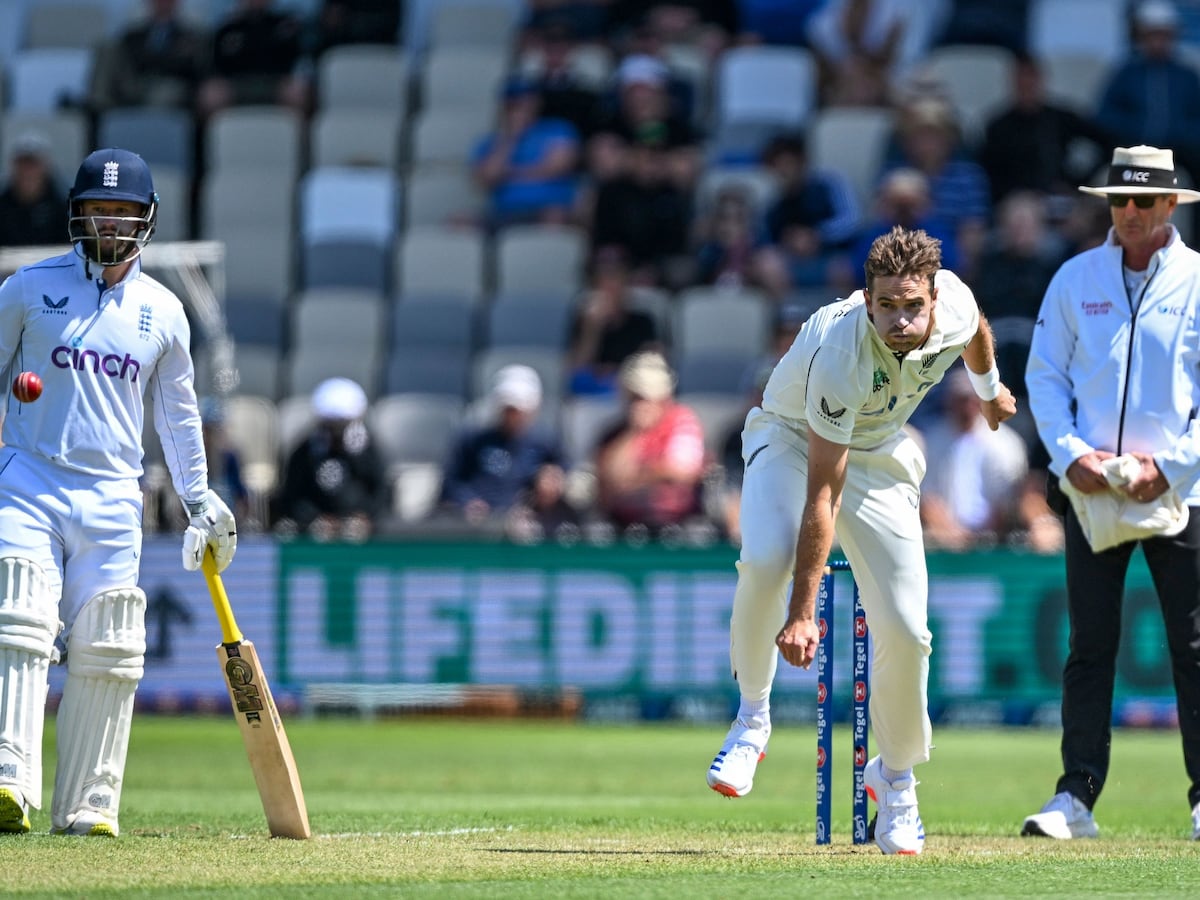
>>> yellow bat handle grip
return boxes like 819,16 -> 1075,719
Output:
201,551 -> 243,644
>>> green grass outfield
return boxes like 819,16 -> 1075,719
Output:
4,716 -> 1198,898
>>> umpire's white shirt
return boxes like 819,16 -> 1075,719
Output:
759,268 -> 980,447
1027,225 -> 1200,503
0,251 -> 207,504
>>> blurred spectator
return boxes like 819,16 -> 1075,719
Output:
881,95 -> 991,276
200,397 -> 251,528
594,351 -> 707,532
438,366 -> 569,527
831,167 -> 959,293
89,0 -> 210,112
311,0 -> 403,56
568,247 -> 662,395
589,55 -> 702,190
505,462 -> 584,544
692,184 -> 776,293
0,134 -> 67,248
522,21 -> 605,141
471,77 -> 581,229
737,0 -> 825,46
972,191 -> 1065,404
588,124 -> 693,285
755,132 -> 860,295
935,0 -> 1028,52
918,369 -> 1036,550
523,0 -> 611,44
806,0 -> 924,107
979,53 -> 1109,207
1094,0 -> 1200,176
197,0 -> 310,121
272,378 -> 389,542
608,1 -> 739,61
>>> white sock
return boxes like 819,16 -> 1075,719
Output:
882,763 -> 912,784
737,698 -> 770,729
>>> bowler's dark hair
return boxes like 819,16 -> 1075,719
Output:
864,226 -> 942,293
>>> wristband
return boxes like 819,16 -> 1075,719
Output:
966,366 -> 1001,401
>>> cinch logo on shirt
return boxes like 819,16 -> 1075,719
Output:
51,345 -> 141,382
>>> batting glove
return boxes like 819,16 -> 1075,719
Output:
181,490 -> 238,573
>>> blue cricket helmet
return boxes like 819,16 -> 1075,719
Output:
68,148 -> 158,266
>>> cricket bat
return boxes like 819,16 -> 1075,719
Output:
201,552 -> 311,839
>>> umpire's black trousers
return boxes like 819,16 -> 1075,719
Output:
1057,506 -> 1200,810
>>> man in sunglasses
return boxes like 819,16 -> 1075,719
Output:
1024,145 -> 1200,840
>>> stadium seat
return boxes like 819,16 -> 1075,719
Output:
919,45 -> 1016,145
23,2 -> 111,50
696,167 -> 782,221
368,392 -> 466,467
205,106 -> 304,181
494,225 -> 587,296
301,238 -> 392,293
714,46 -> 815,130
1029,0 -> 1128,67
7,47 -> 93,112
405,0 -> 524,56
1040,52 -> 1111,115
224,297 -> 287,348
199,168 -> 295,237
223,393 -> 282,503
672,287 -> 773,359
217,225 -> 294,305
316,43 -> 409,112
290,288 -> 387,354
149,167 -> 189,243
283,343 -> 383,401
299,166 -> 400,247
677,392 -> 747,456
383,347 -> 473,398
429,2 -> 519,51
405,167 -> 484,228
390,294 -> 478,353
484,293 -> 574,349
275,393 -> 315,461
233,344 -> 284,400
97,106 -> 195,176
309,107 -> 403,169
408,107 -> 488,170
560,394 -> 622,463
808,106 -> 895,218
395,226 -> 486,303
421,46 -> 508,113
674,351 -> 757,396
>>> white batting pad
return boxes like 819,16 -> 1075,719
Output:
0,558 -> 56,808
52,588 -> 145,834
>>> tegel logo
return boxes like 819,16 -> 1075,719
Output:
51,345 -> 141,382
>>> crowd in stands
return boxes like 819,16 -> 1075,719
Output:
7,0 -> 1200,553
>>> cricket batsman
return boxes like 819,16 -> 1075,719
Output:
0,148 -> 236,836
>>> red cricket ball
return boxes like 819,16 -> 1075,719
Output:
12,371 -> 43,403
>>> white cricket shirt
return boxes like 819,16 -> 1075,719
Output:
761,268 -> 980,449
0,251 -> 209,503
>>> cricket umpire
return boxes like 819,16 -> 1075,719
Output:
0,149 -> 236,836
1024,145 -> 1200,840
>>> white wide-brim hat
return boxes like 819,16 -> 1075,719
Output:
1079,145 -> 1200,203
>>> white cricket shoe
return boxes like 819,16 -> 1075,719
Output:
706,719 -> 770,797
0,787 -> 30,834
863,756 -> 925,855
1021,791 -> 1098,839
51,811 -> 118,837
1191,802 -> 1200,841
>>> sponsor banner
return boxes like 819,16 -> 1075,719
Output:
71,539 -> 1175,722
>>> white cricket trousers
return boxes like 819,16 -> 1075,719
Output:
730,410 -> 933,770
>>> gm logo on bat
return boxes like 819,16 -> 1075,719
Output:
225,653 -> 265,722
